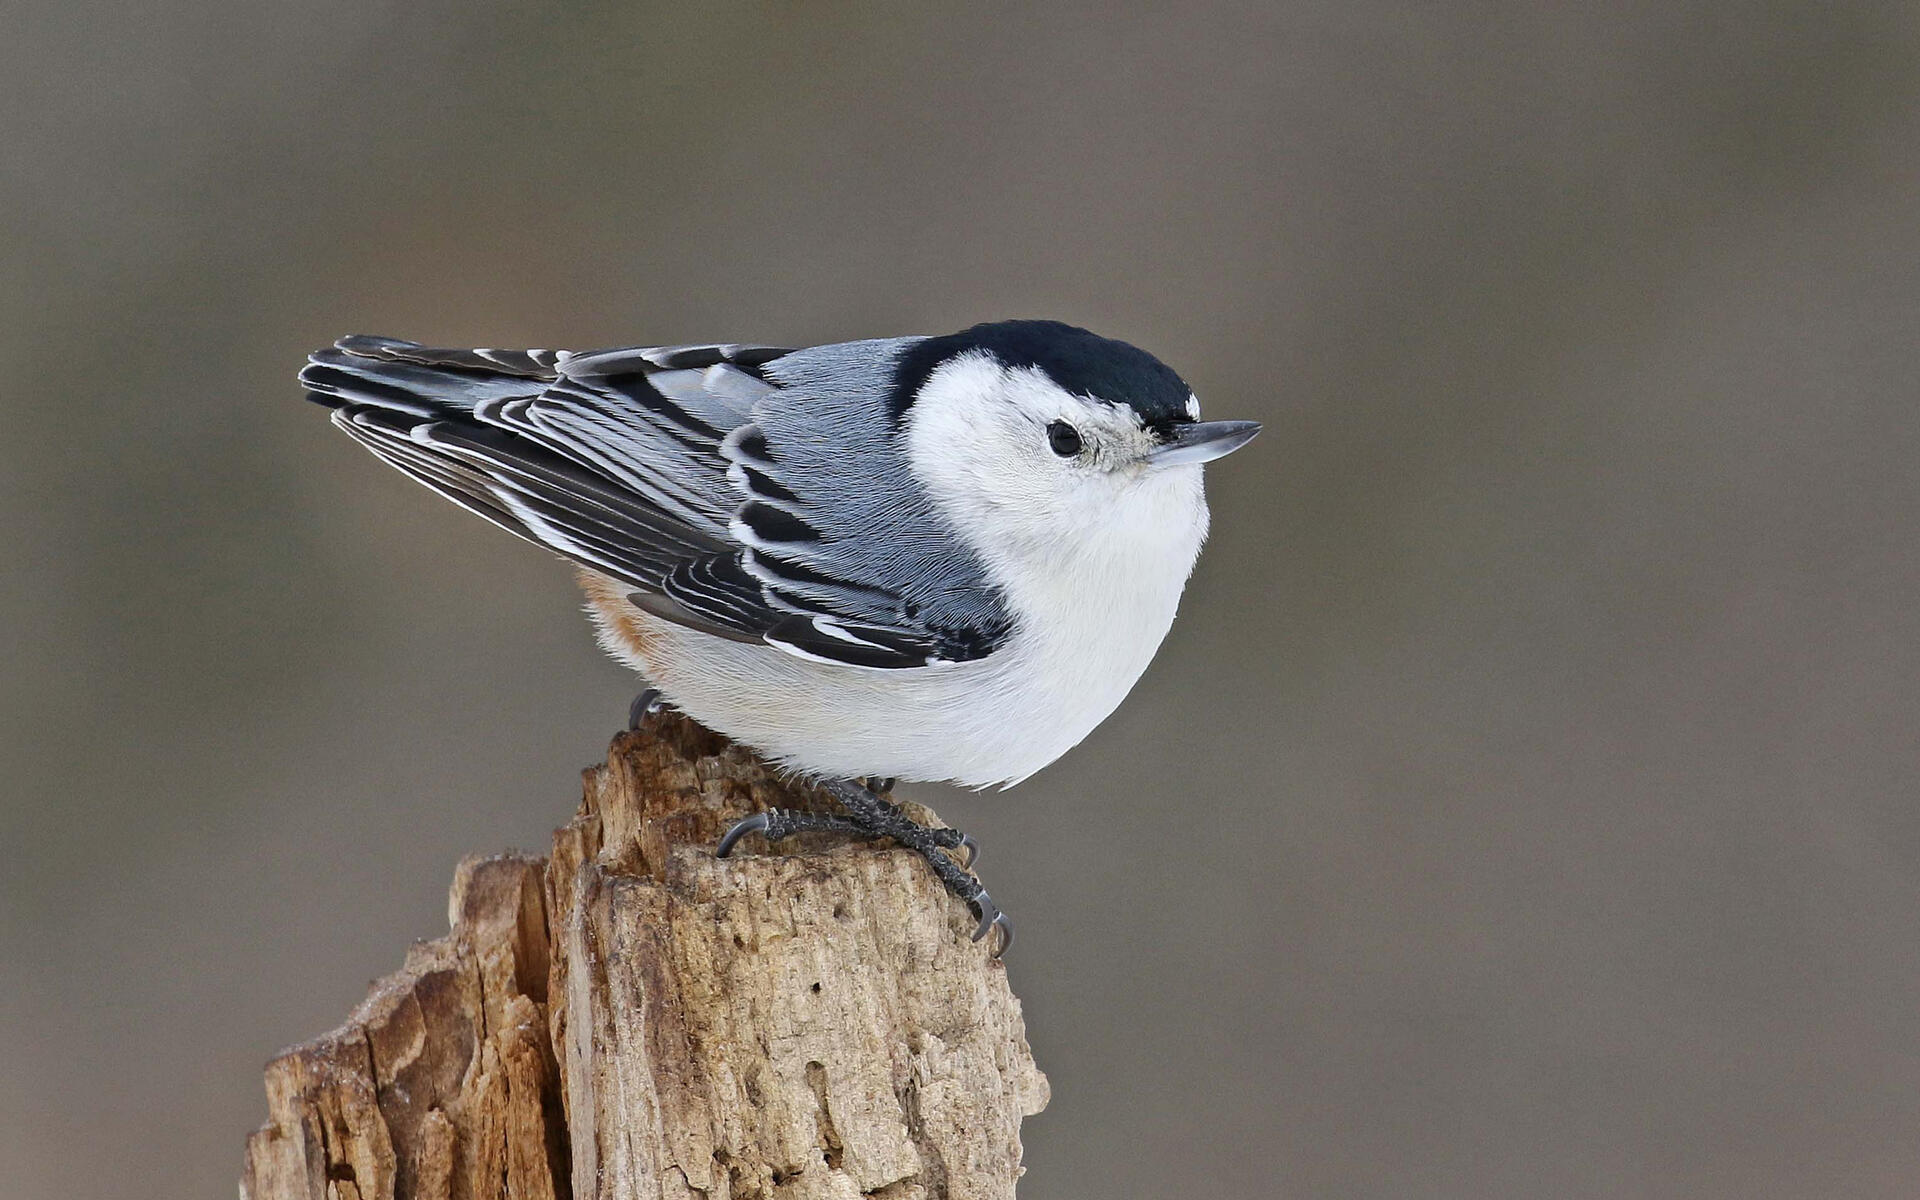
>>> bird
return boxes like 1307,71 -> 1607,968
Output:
299,319 -> 1260,953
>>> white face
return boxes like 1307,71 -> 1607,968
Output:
901,352 -> 1212,590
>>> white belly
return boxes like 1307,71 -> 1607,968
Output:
586,600 -> 1150,786
577,461 -> 1211,787
581,553 -> 1188,787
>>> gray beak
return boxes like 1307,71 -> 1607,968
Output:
1148,419 -> 1263,466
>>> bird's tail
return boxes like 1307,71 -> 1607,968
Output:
298,335 -> 564,417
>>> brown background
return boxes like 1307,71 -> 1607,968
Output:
4,5 -> 1918,1198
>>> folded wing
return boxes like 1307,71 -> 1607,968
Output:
301,335 -> 1012,668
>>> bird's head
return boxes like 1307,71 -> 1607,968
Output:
891,321 -> 1259,578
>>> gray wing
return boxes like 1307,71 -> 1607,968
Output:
300,334 -> 1013,668
696,338 -> 1015,666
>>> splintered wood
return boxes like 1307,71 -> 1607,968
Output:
241,711 -> 1048,1200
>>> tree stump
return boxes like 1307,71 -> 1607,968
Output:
240,711 -> 1048,1200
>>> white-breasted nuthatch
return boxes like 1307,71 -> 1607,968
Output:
301,320 -> 1259,951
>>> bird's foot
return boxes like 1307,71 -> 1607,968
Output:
715,778 -> 1006,955
860,778 -> 975,867
715,807 -> 874,856
914,824 -> 978,868
966,888 -> 1013,955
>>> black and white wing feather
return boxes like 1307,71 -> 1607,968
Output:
301,334 -> 1013,668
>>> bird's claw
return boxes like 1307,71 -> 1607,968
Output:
716,782 -> 1010,956
715,811 -> 769,858
968,890 -> 1014,957
628,688 -> 664,730
925,827 -> 979,868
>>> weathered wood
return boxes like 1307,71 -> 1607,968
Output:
242,711 -> 1048,1200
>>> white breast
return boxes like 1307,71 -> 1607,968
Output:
582,458 -> 1211,787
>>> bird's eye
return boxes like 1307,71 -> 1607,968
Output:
1046,421 -> 1083,457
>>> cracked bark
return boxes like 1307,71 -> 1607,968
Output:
241,710 -> 1049,1200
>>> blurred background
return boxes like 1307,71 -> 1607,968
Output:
4,4 -> 1918,1197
